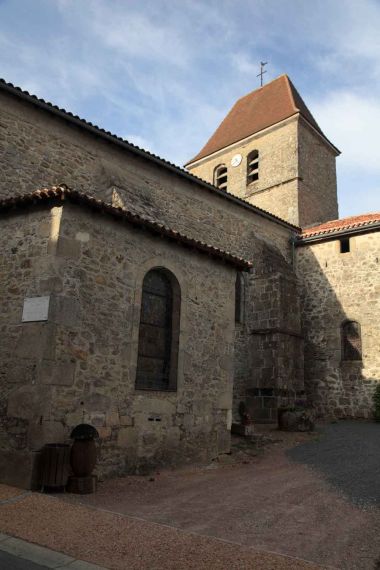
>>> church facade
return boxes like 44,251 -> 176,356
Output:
0,75 -> 378,488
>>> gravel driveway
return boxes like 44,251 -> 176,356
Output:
288,421 -> 380,508
60,422 -> 380,570
1,422 -> 379,570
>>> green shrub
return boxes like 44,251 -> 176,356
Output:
373,385 -> 380,422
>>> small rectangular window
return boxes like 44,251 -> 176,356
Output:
340,238 -> 350,253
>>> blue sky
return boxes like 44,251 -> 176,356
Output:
0,0 -> 379,218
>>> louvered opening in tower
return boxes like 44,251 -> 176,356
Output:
214,165 -> 228,190
247,150 -> 259,184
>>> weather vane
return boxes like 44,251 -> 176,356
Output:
257,61 -> 268,87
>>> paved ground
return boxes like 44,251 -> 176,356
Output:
0,551 -> 48,570
60,422 -> 380,570
0,493 -> 321,570
288,420 -> 380,507
0,532 -> 106,569
0,421 -> 379,569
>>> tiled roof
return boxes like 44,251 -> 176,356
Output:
299,213 -> 380,240
0,78 -> 298,232
0,186 -> 253,270
186,75 -> 339,165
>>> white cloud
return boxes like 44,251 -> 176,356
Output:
0,0 -> 379,213
86,3 -> 190,67
312,91 -> 380,174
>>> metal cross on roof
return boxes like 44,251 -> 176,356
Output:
257,61 -> 268,87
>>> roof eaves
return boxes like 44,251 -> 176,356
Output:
296,220 -> 380,245
0,78 -> 299,233
0,185 -> 253,271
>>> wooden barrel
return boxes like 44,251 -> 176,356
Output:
70,439 -> 97,477
41,443 -> 70,490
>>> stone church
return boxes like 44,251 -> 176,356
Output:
0,74 -> 378,488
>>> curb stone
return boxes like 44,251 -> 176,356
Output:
0,534 -> 107,569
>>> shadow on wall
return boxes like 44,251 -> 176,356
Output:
233,238 -> 305,423
296,233 -> 379,419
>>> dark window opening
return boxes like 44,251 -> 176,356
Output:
342,320 -> 362,361
136,268 -> 180,391
235,273 -> 244,324
247,150 -> 259,184
340,238 -> 350,253
214,164 -> 228,190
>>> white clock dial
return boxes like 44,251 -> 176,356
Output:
231,154 -> 242,167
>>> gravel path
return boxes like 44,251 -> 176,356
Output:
288,421 -> 380,507
60,425 -> 380,570
0,492 -> 323,570
1,422 -> 379,569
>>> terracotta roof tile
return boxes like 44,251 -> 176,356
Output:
0,186 -> 253,270
186,75 -> 339,165
299,213 -> 380,240
0,78 -> 298,232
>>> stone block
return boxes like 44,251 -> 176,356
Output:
50,295 -> 80,327
28,420 -> 66,449
75,231 -> 90,242
38,276 -> 63,294
217,391 -> 232,410
117,427 -> 136,448
56,236 -> 81,259
85,393 -> 111,410
3,360 -> 35,384
106,410 -> 119,426
134,397 -> 176,415
90,413 -> 106,427
217,428 -> 231,454
0,449 -> 42,489
182,413 -> 194,430
65,410 -> 85,428
7,385 -> 52,420
98,427 -> 112,439
219,355 -> 233,372
16,323 -> 55,359
119,415 -> 134,427
38,360 -> 76,386
165,427 -> 180,447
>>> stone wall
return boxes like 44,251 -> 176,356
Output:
298,119 -> 339,228
0,88 -> 305,431
296,231 -> 380,418
0,203 -> 237,487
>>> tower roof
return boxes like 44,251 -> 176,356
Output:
186,75 -> 339,166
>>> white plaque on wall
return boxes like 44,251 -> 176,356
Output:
22,296 -> 50,322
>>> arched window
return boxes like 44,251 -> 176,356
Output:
214,164 -> 228,190
342,320 -> 362,361
247,150 -> 259,183
136,268 -> 180,390
235,273 -> 245,324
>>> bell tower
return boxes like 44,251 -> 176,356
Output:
185,75 -> 340,228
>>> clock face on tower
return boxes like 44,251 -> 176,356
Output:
231,153 -> 242,167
